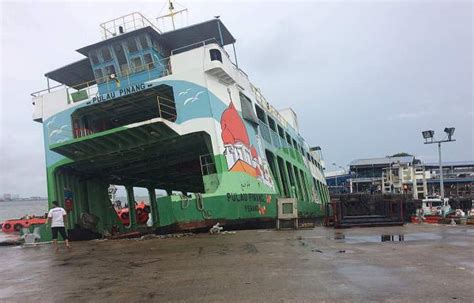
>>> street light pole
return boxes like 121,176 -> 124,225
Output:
421,128 -> 455,199
438,142 -> 444,199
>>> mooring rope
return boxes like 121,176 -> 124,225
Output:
180,193 -> 190,209
195,193 -> 212,219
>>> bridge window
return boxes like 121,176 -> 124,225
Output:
104,65 -> 116,78
90,51 -> 99,65
139,34 -> 150,49
143,53 -> 154,69
100,47 -> 112,62
209,49 -> 222,62
131,57 -> 144,73
113,43 -> 128,75
94,69 -> 104,84
126,37 -> 139,53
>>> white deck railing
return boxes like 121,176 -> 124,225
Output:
99,12 -> 161,40
31,57 -> 172,102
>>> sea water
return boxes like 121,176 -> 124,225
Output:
0,200 -> 48,242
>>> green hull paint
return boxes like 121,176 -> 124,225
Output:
39,80 -> 329,238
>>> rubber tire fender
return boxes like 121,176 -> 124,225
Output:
3,223 -> 11,230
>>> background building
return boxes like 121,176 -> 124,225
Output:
326,157 -> 474,199
424,161 -> 474,198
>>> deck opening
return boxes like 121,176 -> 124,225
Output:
71,84 -> 176,138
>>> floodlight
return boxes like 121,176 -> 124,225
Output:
422,130 -> 434,139
444,127 -> 455,140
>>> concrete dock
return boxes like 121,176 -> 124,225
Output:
0,224 -> 473,302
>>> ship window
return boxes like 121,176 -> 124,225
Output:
90,51 -> 99,65
285,133 -> 291,145
113,43 -> 128,75
143,53 -> 154,69
139,35 -> 150,49
100,47 -> 112,62
255,105 -> 266,124
209,49 -> 222,62
104,65 -> 116,79
239,92 -> 258,125
94,68 -> 104,84
277,125 -> 285,138
131,57 -> 144,73
126,37 -> 139,53
200,154 -> 216,175
268,117 -> 276,132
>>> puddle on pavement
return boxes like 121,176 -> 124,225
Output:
329,232 -> 443,243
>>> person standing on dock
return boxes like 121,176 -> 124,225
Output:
47,201 -> 71,250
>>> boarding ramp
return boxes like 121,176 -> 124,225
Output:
325,194 -> 405,228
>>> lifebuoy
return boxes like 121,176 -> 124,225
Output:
121,212 -> 129,220
3,223 -> 11,230
13,223 -> 23,231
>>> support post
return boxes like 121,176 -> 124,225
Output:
271,156 -> 284,197
126,186 -> 137,228
216,19 -> 224,46
438,142 -> 445,199
46,77 -> 51,93
232,43 -> 238,67
147,187 -> 159,228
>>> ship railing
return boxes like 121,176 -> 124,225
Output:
156,95 -> 177,122
31,56 -> 172,102
171,38 -> 231,57
72,94 -> 176,139
170,38 -> 249,79
171,38 -> 286,129
250,83 -> 288,129
73,128 -> 95,138
99,12 -> 161,40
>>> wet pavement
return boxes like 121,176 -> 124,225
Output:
0,224 -> 473,302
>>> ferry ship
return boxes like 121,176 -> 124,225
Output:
31,11 -> 330,236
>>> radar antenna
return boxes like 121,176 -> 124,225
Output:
157,0 -> 188,32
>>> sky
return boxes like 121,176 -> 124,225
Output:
0,0 -> 472,197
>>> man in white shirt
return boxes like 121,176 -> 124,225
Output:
47,201 -> 71,250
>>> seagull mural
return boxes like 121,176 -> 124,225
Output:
178,88 -> 191,96
49,125 -> 69,138
183,91 -> 205,106
48,124 -> 72,144
46,117 -> 56,128
55,138 -> 69,143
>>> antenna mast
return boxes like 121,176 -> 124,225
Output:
157,0 -> 188,31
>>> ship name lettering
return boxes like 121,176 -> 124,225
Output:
119,83 -> 146,96
91,83 -> 147,104
226,193 -> 265,203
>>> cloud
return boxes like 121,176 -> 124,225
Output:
1,1 -> 472,196
388,112 -> 426,121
